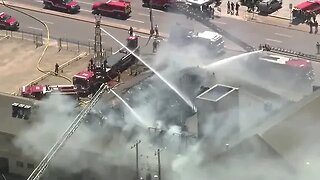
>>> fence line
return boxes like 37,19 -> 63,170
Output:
0,29 -> 113,56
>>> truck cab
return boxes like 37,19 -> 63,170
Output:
92,1 -> 132,19
191,31 -> 224,54
0,12 -> 19,31
43,0 -> 81,13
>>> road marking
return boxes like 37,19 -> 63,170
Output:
152,9 -> 165,13
34,0 -> 42,2
81,9 -> 92,13
265,38 -> 282,43
77,1 -> 92,5
137,13 -> 151,17
28,26 -> 43,31
127,19 -> 144,24
274,33 -> 292,38
214,21 -> 227,25
41,20 -> 54,25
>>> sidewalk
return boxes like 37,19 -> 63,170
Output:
215,0 -> 314,34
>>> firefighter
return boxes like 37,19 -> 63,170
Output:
129,26 -> 134,36
54,63 -> 59,75
153,38 -> 160,53
155,24 -> 159,37
231,2 -> 235,15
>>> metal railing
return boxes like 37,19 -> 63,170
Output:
0,29 -> 113,55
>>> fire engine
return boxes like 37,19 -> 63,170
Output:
252,53 -> 314,82
43,0 -> 81,13
0,12 -> 19,31
142,0 -> 178,11
21,15 -> 139,100
169,24 -> 224,53
92,0 -> 132,19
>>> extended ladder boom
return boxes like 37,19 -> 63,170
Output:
27,84 -> 109,180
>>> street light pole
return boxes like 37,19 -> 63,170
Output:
131,140 -> 142,180
155,149 -> 162,180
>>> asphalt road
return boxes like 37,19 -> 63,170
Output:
6,0 -> 320,54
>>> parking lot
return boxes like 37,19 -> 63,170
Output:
0,34 -> 87,93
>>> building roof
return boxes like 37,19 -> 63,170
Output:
259,89 -> 320,165
0,93 -> 36,136
196,84 -> 238,102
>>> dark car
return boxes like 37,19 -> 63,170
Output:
43,0 -> 80,13
258,0 -> 282,14
0,12 -> 19,31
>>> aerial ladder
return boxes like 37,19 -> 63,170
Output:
27,16 -> 110,180
26,84 -> 109,180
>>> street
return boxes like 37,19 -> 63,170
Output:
3,0 -> 320,54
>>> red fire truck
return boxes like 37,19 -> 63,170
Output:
92,0 -> 132,19
0,12 -> 19,31
254,54 -> 315,82
43,0 -> 81,13
21,35 -> 139,99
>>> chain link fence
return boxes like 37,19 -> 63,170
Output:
0,29 -> 113,56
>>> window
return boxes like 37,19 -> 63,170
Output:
16,161 -> 24,168
27,163 -> 35,169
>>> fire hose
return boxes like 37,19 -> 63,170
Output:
1,0 -> 72,83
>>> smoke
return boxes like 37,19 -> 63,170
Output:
11,24 -> 319,180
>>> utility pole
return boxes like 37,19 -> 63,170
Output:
131,140 -> 142,180
155,148 -> 165,180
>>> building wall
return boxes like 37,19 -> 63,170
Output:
196,88 -> 239,142
0,133 -> 36,177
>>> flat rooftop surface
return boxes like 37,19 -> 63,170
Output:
0,36 -> 81,93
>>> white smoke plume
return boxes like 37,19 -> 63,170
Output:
11,25 -> 319,180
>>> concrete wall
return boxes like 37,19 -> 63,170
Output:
0,133 -> 36,177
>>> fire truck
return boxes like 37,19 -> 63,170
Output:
21,15 -> 139,100
43,0 -> 81,13
252,53 -> 315,82
92,0 -> 132,19
0,12 -> 19,31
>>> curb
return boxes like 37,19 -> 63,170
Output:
268,14 -> 290,21
1,1 -> 169,38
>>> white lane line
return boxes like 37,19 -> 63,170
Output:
214,21 -> 227,25
274,33 -> 292,38
137,13 -> 151,17
77,1 -> 92,5
34,0 -> 42,2
127,19 -> 144,24
41,20 -> 54,25
265,38 -> 282,43
152,9 -> 165,13
81,9 -> 92,13
28,26 -> 43,31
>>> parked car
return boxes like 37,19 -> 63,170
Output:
92,1 -> 132,19
0,12 -> 19,31
258,0 -> 282,14
43,0 -> 81,13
